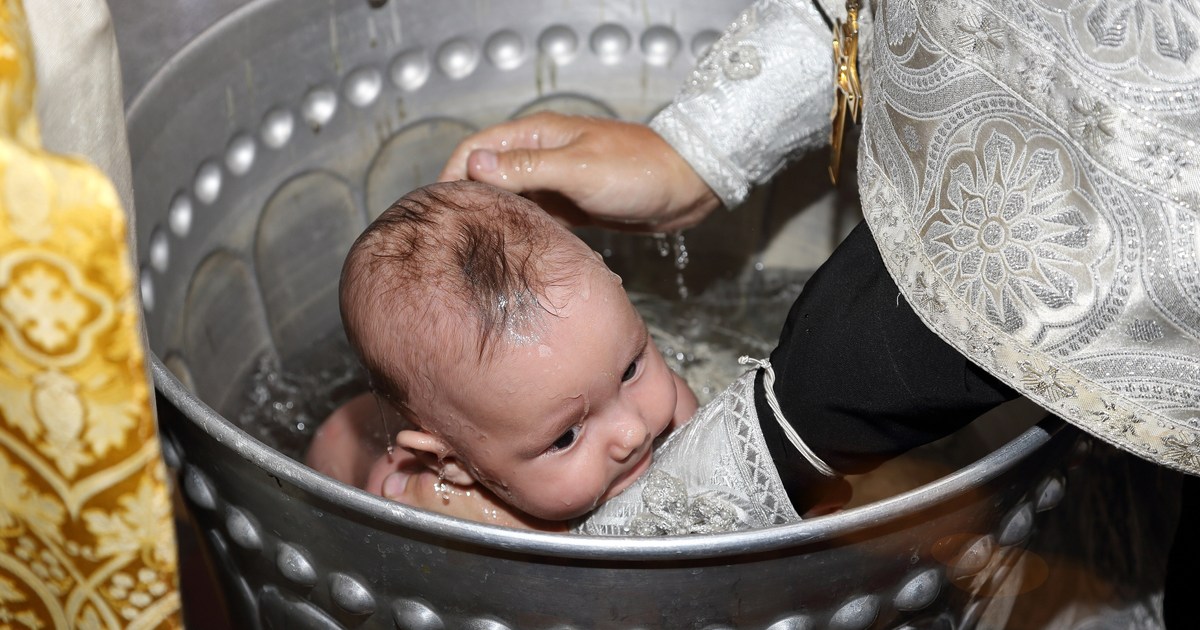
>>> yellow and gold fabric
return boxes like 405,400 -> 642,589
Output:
0,0 -> 181,627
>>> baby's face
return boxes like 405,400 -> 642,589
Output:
440,261 -> 678,521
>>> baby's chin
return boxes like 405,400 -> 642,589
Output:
513,453 -> 656,522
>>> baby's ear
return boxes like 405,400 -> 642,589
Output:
395,429 -> 477,486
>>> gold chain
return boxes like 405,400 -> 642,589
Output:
829,0 -> 863,184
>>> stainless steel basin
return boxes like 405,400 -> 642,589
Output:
128,1 -> 1079,627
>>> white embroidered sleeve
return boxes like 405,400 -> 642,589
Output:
649,0 -> 833,209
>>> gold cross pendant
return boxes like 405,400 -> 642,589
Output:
829,0 -> 863,185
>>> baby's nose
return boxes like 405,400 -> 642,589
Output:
610,415 -> 649,460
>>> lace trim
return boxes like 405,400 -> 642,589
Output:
649,109 -> 750,208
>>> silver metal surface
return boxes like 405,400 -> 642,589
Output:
126,0 -> 1077,627
111,0 -> 252,101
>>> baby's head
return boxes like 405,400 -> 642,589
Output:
341,181 -> 679,520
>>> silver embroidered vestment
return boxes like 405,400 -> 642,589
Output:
574,372 -> 800,536
651,0 -> 1200,474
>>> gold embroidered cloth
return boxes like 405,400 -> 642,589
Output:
0,0 -> 182,626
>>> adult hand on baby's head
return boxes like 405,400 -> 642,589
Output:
437,112 -> 720,232
366,440 -> 567,533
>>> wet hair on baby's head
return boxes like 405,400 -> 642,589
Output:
340,180 -> 586,412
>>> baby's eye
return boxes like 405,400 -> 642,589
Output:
621,360 -> 638,383
549,425 -> 581,452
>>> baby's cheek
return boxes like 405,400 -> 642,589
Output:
651,370 -> 679,426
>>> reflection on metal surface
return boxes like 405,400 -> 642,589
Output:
391,598 -> 445,630
183,465 -> 217,510
829,594 -> 879,630
894,568 -> 942,612
276,543 -> 318,587
330,573 -> 375,615
226,506 -> 264,550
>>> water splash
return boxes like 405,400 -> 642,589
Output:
653,233 -> 671,258
652,232 -> 692,299
235,347 -> 364,459
371,392 -> 394,455
672,232 -> 689,271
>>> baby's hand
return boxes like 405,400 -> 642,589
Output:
364,447 -> 567,532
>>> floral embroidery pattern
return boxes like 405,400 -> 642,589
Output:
1068,94 -> 1117,147
1089,399 -> 1144,437
1019,361 -> 1078,402
0,254 -> 111,364
0,450 -> 64,538
84,475 -> 175,567
957,322 -> 1002,366
0,4 -> 180,627
1135,141 -> 1193,183
866,0 -> 1200,476
1109,412 -> 1144,437
886,0 -> 919,46
926,123 -> 1094,332
682,5 -> 762,96
1081,0 -> 1200,63
1015,57 -> 1056,102
108,569 -> 173,622
1160,432 -> 1200,470
954,13 -> 1006,60
1,264 -> 89,351
912,271 -> 949,313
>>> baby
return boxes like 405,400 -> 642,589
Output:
306,180 -> 699,530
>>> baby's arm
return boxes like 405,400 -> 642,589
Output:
305,392 -> 387,488
364,442 -> 567,533
671,371 -> 699,430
